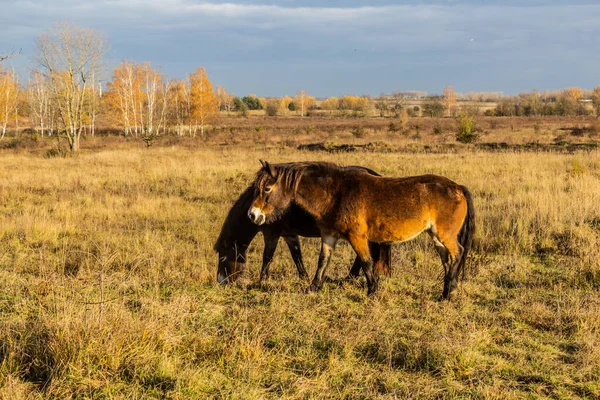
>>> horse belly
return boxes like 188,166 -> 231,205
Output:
368,215 -> 429,243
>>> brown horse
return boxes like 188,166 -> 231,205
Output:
215,177 -> 392,285
249,161 -> 475,299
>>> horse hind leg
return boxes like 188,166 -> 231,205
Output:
347,241 -> 379,279
430,231 -> 463,300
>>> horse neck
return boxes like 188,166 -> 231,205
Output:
216,186 -> 260,257
293,169 -> 338,219
225,224 -> 257,260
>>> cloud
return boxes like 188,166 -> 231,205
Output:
1,1 -> 600,95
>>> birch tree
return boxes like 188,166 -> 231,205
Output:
443,85 -> 457,117
295,90 -> 308,117
216,85 -> 233,112
0,66 -> 19,138
27,70 -> 51,136
33,22 -> 107,152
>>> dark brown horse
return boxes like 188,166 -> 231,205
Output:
215,182 -> 392,284
249,161 -> 475,299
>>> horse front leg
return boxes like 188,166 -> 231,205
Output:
283,236 -> 309,280
308,235 -> 338,292
259,231 -> 280,284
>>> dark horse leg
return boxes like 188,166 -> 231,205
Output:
283,235 -> 309,280
308,235 -> 338,292
348,233 -> 379,296
348,242 -> 381,278
259,231 -> 280,283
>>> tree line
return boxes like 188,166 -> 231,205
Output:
1,22 -> 600,153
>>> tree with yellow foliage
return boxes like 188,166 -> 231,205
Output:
0,66 -> 19,138
320,97 -> 339,112
216,85 -> 233,112
189,67 -> 218,137
105,61 -> 167,137
279,96 -> 293,115
556,87 -> 583,116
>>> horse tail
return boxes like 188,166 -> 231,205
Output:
457,185 -> 475,279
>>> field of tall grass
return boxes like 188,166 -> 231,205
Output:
1,143 -> 599,398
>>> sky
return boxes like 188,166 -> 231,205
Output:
1,0 -> 600,97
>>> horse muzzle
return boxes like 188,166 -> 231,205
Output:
248,207 -> 266,225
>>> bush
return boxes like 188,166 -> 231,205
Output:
351,125 -> 366,138
433,122 -> 443,135
265,101 -> 278,117
456,114 -> 478,143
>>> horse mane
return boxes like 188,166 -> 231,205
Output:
255,161 -> 342,193
213,185 -> 256,253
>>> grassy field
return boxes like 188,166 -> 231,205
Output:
0,136 -> 600,398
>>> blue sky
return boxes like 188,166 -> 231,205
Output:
1,0 -> 599,97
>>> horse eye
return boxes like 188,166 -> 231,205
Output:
264,186 -> 272,193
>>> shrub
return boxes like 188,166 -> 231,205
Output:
456,114 -> 478,143
351,125 -> 366,138
265,101 -> 279,117
433,122 -> 443,135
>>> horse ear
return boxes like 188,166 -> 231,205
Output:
260,160 -> 275,178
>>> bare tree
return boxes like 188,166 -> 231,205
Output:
295,89 -> 308,117
33,22 -> 107,152
443,86 -> 457,117
27,70 -> 51,136
0,49 -> 21,63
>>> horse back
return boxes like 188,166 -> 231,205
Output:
336,172 -> 468,243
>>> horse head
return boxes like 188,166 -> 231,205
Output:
248,160 -> 295,225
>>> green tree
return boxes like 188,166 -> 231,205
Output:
422,96 -> 445,117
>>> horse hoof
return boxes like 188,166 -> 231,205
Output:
307,283 -> 321,293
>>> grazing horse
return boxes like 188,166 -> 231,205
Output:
248,161 -> 475,299
215,182 -> 392,284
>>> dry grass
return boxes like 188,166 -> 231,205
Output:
0,143 -> 599,398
